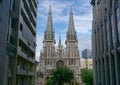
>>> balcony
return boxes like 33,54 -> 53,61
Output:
30,0 -> 37,17
17,68 -> 26,75
23,0 -> 36,27
17,46 -> 35,63
32,0 -> 37,8
21,1 -> 36,35
17,67 -> 34,76
28,71 -> 34,76
19,30 -> 35,53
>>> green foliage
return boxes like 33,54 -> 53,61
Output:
45,78 -> 53,85
81,69 -> 93,85
51,66 -> 74,85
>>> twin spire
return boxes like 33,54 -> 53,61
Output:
46,6 -> 75,33
45,6 -> 76,42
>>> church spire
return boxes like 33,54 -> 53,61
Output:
66,7 -> 78,43
58,34 -> 61,48
68,7 -> 75,32
46,5 -> 53,32
44,6 -> 55,42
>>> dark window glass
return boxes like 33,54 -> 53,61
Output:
20,23 -> 23,31
0,17 -> 1,24
11,18 -> 16,29
0,0 -> 2,3
111,15 -> 115,45
104,21 -> 108,51
110,0 -> 112,7
12,0 -> 15,12
10,35 -> 15,44
106,20 -> 110,48
116,8 -> 120,44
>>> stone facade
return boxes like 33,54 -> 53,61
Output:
37,7 -> 81,85
80,59 -> 93,69
91,0 -> 120,85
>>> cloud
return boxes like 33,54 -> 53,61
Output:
36,0 -> 92,60
35,35 -> 43,61
78,33 -> 92,57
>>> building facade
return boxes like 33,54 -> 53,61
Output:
80,59 -> 93,69
91,0 -> 120,85
0,0 -> 37,85
0,0 -> 10,85
37,7 -> 81,85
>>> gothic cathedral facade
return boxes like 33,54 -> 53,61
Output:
38,6 -> 81,85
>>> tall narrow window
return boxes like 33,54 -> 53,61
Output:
111,14 -> 115,47
12,0 -> 15,12
116,8 -> 120,45
0,0 -> 2,3
20,23 -> 23,32
104,20 -> 108,51
106,20 -> 110,48
11,18 -> 16,29
110,0 -> 112,8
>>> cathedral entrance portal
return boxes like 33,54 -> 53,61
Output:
56,60 -> 64,67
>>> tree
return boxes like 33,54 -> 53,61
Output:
81,69 -> 93,85
45,78 -> 53,85
48,67 -> 74,85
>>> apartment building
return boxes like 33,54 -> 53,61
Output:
0,0 -> 37,85
91,0 -> 120,85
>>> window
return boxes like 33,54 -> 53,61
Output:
106,20 -> 110,48
105,8 -> 107,15
104,21 -> 108,51
0,17 -> 1,24
20,23 -> 23,31
12,0 -> 15,12
10,35 -> 15,44
69,59 -> 74,65
116,8 -> 120,45
111,14 -> 115,45
95,31 -> 97,56
0,0 -> 2,3
11,18 -> 16,29
110,0 -> 112,8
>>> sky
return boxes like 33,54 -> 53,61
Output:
36,0 -> 92,61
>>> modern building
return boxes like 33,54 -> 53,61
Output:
0,0 -> 37,85
91,0 -> 120,85
37,7 -> 81,85
0,0 -> 10,85
82,49 -> 92,59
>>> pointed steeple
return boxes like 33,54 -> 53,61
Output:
66,7 -> 78,43
58,34 -> 61,48
68,7 -> 75,32
46,5 -> 53,32
44,6 -> 55,42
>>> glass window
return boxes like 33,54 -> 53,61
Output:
95,31 -> 97,55
20,23 -> 23,31
101,25 -> 104,52
0,0 -> 2,3
11,18 -> 16,29
110,0 -> 112,8
110,14 -> 115,47
106,20 -> 110,48
10,35 -> 15,44
116,8 -> 120,44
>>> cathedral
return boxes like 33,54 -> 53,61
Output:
37,6 -> 81,85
